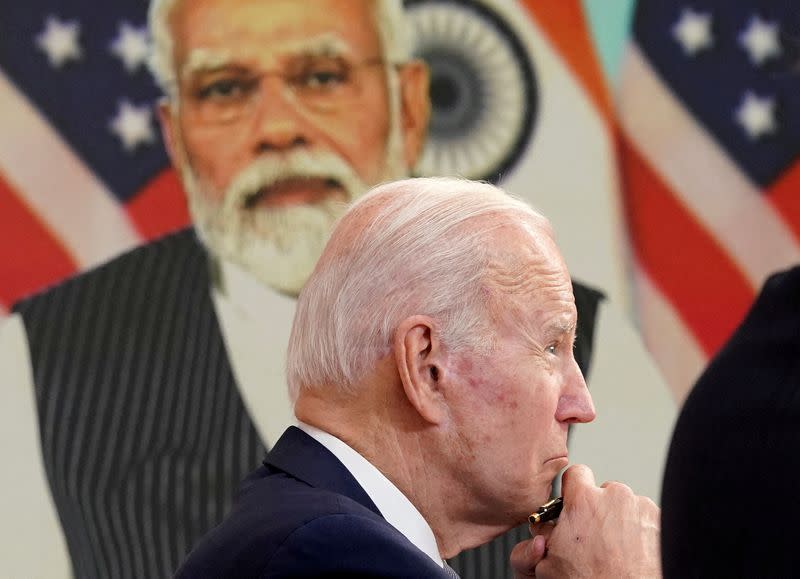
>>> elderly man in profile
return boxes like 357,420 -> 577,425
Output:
176,177 -> 661,578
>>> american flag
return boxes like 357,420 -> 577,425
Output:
0,0 -> 189,315
618,0 -> 800,400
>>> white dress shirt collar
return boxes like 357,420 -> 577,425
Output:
210,258 -> 297,447
297,421 -> 444,568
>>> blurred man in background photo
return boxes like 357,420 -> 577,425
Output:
0,0 -> 674,577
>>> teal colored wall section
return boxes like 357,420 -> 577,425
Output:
582,0 -> 636,85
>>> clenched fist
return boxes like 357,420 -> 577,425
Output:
510,465 -> 661,578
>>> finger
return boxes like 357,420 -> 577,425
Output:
510,536 -> 546,577
638,495 -> 659,513
599,480 -> 634,499
600,480 -> 623,489
637,495 -> 661,525
529,519 -> 555,542
560,464 -> 596,499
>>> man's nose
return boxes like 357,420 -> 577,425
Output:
249,76 -> 309,153
555,362 -> 596,424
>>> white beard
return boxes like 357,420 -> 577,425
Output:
181,135 -> 407,296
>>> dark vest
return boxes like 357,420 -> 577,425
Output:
15,227 -> 602,579
15,228 -> 266,579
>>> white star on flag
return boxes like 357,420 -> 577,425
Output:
738,16 -> 781,66
672,8 -> 713,56
109,100 -> 155,152
735,91 -> 777,140
36,16 -> 82,68
110,22 -> 150,73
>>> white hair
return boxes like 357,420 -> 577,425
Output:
147,0 -> 413,98
286,177 -> 551,399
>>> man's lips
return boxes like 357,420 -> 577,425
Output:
544,454 -> 569,467
243,177 -> 345,209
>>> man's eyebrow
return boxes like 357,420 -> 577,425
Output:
182,49 -> 233,79
518,317 -> 575,350
279,34 -> 353,58
181,34 -> 356,81
547,319 -> 576,337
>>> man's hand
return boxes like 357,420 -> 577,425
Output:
511,464 -> 661,578
509,523 -> 554,578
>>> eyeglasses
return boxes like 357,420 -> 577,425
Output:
181,55 -> 396,125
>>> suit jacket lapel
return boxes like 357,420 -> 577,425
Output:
265,426 -> 382,518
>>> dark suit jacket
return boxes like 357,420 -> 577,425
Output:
661,266 -> 800,578
175,426 -> 452,578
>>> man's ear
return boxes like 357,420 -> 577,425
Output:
398,60 -> 430,169
393,315 -> 446,425
157,97 -> 183,168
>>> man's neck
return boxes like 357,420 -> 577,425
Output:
294,389 -> 511,559
296,421 -> 444,567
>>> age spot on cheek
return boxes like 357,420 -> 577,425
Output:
454,357 -> 474,375
453,355 -> 514,407
453,357 -> 484,391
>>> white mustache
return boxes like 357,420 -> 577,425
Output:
221,150 -> 366,212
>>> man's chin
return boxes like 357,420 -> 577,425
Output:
215,228 -> 327,297
192,192 -> 349,296
230,246 -> 319,297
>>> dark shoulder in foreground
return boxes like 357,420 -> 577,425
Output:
174,465 -> 448,578
661,265 -> 800,578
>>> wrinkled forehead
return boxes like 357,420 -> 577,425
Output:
484,223 -> 574,308
169,0 -> 382,74
489,264 -> 577,351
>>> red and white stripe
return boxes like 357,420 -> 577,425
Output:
618,44 -> 800,401
0,69 -> 190,311
0,70 -> 142,309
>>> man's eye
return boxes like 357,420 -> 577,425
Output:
298,68 -> 348,89
546,344 -> 558,355
196,78 -> 253,100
